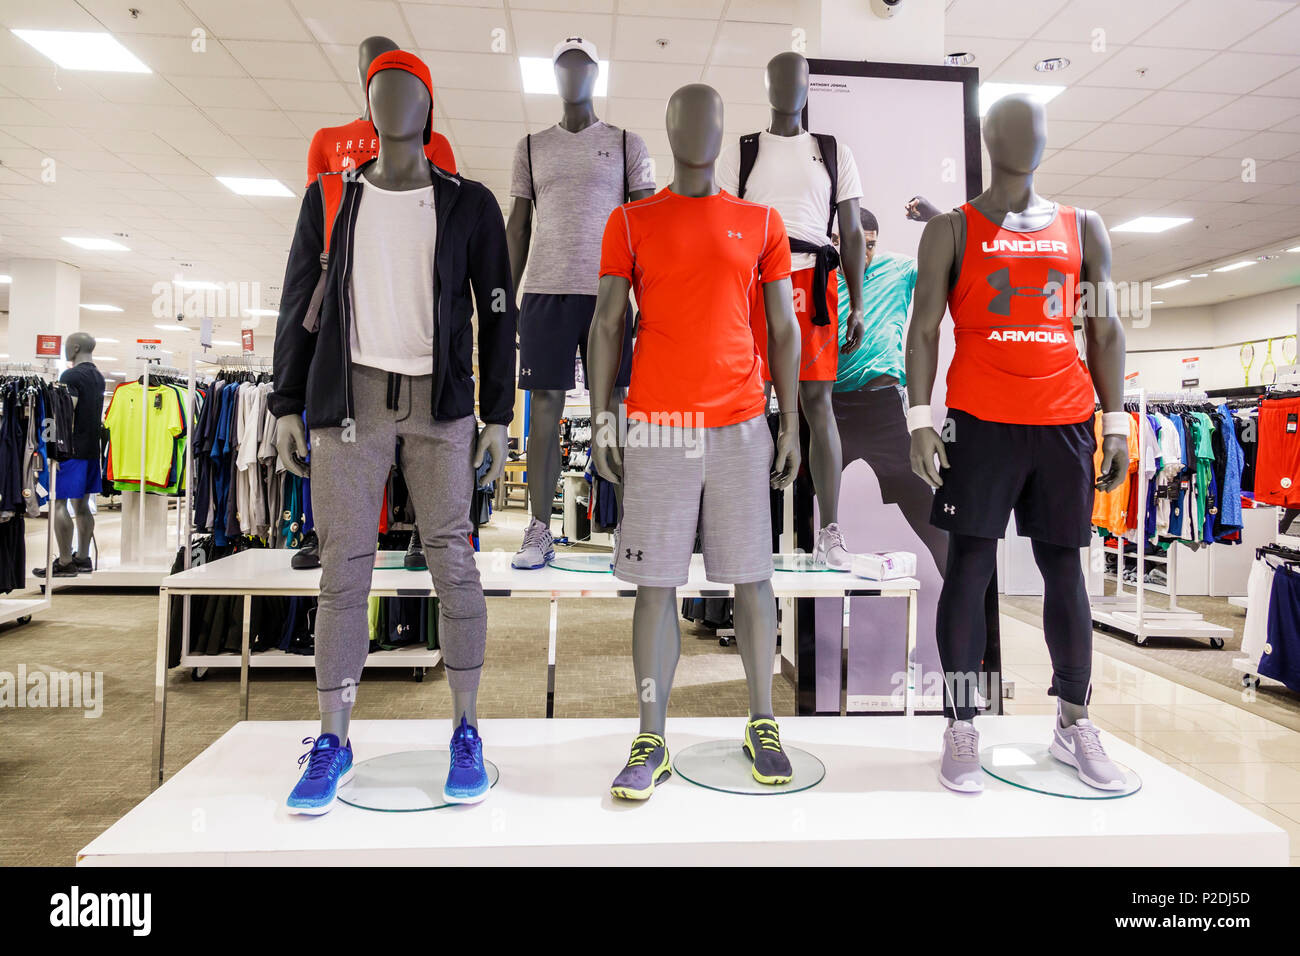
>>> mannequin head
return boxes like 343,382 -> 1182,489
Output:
765,52 -> 809,116
982,93 -> 1047,176
665,84 -> 724,167
368,62 -> 432,143
65,331 -> 95,364
555,49 -> 599,105
357,36 -> 400,111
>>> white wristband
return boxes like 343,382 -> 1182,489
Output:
906,404 -> 934,434
1101,411 -> 1129,437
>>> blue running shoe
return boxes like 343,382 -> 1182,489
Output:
444,716 -> 490,804
286,733 -> 354,815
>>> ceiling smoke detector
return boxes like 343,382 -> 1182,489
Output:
1035,57 -> 1070,72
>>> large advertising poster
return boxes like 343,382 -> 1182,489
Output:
800,61 -> 981,713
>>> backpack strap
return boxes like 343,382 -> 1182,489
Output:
622,128 -> 629,203
302,172 -> 345,333
527,132 -> 534,201
737,132 -> 760,199
812,132 -> 838,239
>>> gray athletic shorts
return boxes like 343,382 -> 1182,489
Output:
614,413 -> 774,587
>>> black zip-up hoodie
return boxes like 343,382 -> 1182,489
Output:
268,158 -> 517,429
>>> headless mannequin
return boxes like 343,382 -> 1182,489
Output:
905,94 -> 1127,729
505,50 -> 655,537
761,53 -> 865,534
56,332 -> 98,564
275,68 -> 507,743
588,84 -> 802,733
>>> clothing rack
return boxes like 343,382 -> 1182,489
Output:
0,366 -> 57,626
1090,387 -> 1233,647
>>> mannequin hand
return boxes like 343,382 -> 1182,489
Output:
1096,434 -> 1128,493
593,442 -> 623,485
906,195 -> 941,223
474,423 -> 507,489
274,415 -> 310,479
770,417 -> 801,489
909,426 -> 949,489
841,308 -> 865,354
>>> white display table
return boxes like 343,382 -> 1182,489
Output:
85,716 -> 1288,866
153,550 -> 919,784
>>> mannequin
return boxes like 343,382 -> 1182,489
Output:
33,332 -> 103,577
505,37 -> 655,569
589,83 -> 802,800
905,94 -> 1128,793
717,52 -> 866,569
271,51 -> 514,813
297,35 -> 459,573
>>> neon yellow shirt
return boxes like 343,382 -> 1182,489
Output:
104,383 -> 184,487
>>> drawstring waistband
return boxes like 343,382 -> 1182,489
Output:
385,372 -> 402,410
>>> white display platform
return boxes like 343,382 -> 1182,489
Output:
87,716 -> 1288,866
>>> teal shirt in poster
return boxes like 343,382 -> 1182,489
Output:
835,250 -> 918,392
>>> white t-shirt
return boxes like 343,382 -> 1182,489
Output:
717,130 -> 864,272
349,174 -> 437,376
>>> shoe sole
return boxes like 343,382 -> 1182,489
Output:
286,765 -> 355,816
938,771 -> 984,793
610,765 -> 671,801
742,739 -> 793,785
442,787 -> 489,805
511,552 -> 555,570
1049,740 -> 1127,791
404,563 -> 429,571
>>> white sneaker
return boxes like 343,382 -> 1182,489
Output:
813,522 -> 852,570
512,517 -> 555,569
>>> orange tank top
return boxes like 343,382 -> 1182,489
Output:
945,202 -> 1095,425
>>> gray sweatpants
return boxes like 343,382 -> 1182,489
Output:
311,363 -> 486,713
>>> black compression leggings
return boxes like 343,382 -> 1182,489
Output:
936,533 -> 1092,721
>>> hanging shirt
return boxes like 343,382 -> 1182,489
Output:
103,382 -> 184,487
1092,411 -> 1138,537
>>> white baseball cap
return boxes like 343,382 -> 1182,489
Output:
552,36 -> 598,65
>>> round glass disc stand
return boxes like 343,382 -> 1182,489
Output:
673,740 -> 826,795
551,553 -> 615,573
980,743 -> 1141,799
772,553 -> 845,572
337,751 -> 501,811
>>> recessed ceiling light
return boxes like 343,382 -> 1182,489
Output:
1153,278 -> 1190,289
216,176 -> 293,198
80,303 -> 122,312
243,308 -> 278,317
173,279 -> 221,290
1034,57 -> 1070,72
154,323 -> 193,332
0,275 -> 10,284
945,52 -> 975,66
1112,216 -> 1193,234
1213,261 -> 1256,272
1288,245 -> 1300,253
1150,301 -> 1164,305
1190,273 -> 1209,278
1257,254 -> 1278,262
0,354 -> 8,359
63,237 -> 129,251
978,82 -> 1065,116
94,356 -> 119,362
212,340 -> 241,347
518,56 -> 609,96
12,29 -> 150,73
96,337 -> 119,344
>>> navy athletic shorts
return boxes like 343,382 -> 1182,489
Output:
517,293 -> 633,392
930,408 -> 1096,548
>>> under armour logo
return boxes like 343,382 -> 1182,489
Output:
985,267 -> 1065,317
812,156 -> 824,164
943,504 -> 956,515
418,199 -> 433,208
520,367 -> 531,376
727,230 -> 743,239
625,547 -> 643,561
596,150 -> 612,157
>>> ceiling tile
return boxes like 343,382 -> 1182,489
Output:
609,60 -> 700,97
1077,45 -> 1215,90
76,0 -> 207,36
613,16 -> 716,64
182,0 -> 315,41
405,5 -> 510,52
121,35 -> 247,76
1131,0 -> 1289,49
616,0 -> 725,18
224,40 -> 334,81
292,0 -> 415,47
1199,94 -> 1300,130
1167,51 -> 1300,95
169,75 -> 277,109
259,78 -> 361,112
510,10 -> 614,58
945,0 -> 1068,39
422,51 -> 522,92
711,21 -> 795,68
1031,0 -> 1184,45
435,88 -> 525,122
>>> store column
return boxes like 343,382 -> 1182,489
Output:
8,258 -> 80,362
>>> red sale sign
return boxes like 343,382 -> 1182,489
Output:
35,334 -> 61,356
241,328 -> 254,353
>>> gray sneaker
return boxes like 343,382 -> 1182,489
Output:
1050,718 -> 1126,791
743,716 -> 794,784
512,517 -> 555,569
610,733 -> 671,801
939,720 -> 984,793
813,522 -> 852,570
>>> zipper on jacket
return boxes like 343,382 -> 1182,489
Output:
338,184 -> 360,423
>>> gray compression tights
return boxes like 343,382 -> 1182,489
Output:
54,497 -> 94,563
633,580 -> 778,734
799,380 -> 842,527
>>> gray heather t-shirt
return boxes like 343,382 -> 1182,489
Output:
510,121 -> 655,296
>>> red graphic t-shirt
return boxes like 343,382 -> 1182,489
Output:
306,116 -> 457,184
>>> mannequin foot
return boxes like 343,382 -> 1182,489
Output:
940,720 -> 983,793
813,522 -> 852,571
1049,715 -> 1126,791
286,733 -> 354,816
610,732 -> 671,801
74,554 -> 93,574
32,559 -> 79,579
404,525 -> 427,571
743,716 -> 793,784
291,529 -> 320,570
444,716 -> 490,804
512,516 -> 555,570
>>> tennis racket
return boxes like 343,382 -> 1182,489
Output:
1261,337 -> 1277,386
1283,334 -> 1297,367
1241,342 -> 1255,385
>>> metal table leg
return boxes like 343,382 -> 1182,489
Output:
839,595 -> 850,717
546,597 -> 558,718
151,587 -> 171,788
239,596 -> 252,721
905,588 -> 918,717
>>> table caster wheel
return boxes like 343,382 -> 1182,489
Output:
15,615 -> 30,626
1242,673 -> 1259,689
1210,637 -> 1225,649
414,668 -> 425,683
191,667 -> 208,682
